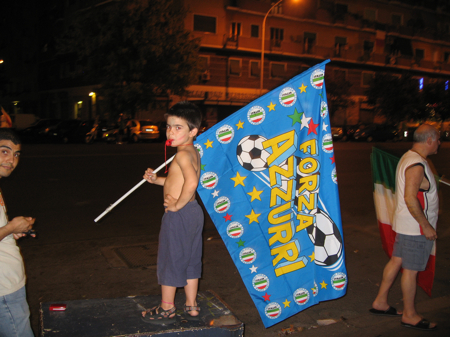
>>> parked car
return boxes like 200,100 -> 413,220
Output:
18,118 -> 61,143
103,119 -> 160,143
49,120 -> 83,143
331,126 -> 345,141
353,124 -> 399,142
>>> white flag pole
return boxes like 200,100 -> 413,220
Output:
94,155 -> 175,222
440,179 -> 450,187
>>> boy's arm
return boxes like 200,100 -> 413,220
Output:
164,151 -> 198,212
0,217 -> 35,241
143,168 -> 166,186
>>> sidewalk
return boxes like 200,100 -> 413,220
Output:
22,220 -> 450,337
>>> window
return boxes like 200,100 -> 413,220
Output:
271,2 -> 283,15
335,36 -> 347,57
251,25 -> 259,38
364,8 -> 376,21
391,13 -> 402,26
250,60 -> 260,77
271,62 -> 286,79
270,28 -> 284,41
415,49 -> 424,61
334,69 -> 346,81
229,58 -> 241,76
304,32 -> 316,54
335,3 -> 348,20
199,56 -> 209,71
444,52 -> 450,63
364,41 -> 374,55
193,15 -> 216,33
230,22 -> 241,40
362,72 -> 374,87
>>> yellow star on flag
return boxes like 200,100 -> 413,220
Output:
299,83 -> 307,93
247,186 -> 263,202
320,280 -> 328,289
267,101 -> 276,111
236,120 -> 244,129
230,172 -> 247,187
246,209 -> 261,224
283,299 -> 291,308
308,252 -> 315,262
204,139 -> 213,149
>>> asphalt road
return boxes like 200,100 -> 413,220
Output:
6,141 -> 450,336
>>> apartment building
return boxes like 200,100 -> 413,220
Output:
184,0 -> 450,125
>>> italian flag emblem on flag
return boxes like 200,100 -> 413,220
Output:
371,147 -> 436,296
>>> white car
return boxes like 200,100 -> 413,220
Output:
103,119 -> 160,143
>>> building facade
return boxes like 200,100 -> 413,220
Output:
183,0 -> 450,126
2,0 -> 450,126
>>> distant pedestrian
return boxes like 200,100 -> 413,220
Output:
142,102 -> 203,323
117,114 -> 125,144
0,128 -> 36,337
370,124 -> 441,331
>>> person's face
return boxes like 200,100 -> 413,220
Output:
0,140 -> 20,178
166,116 -> 197,146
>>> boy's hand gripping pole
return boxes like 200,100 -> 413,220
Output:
94,155 -> 175,222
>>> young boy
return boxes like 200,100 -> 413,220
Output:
142,102 -> 204,322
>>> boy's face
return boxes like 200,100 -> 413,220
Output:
166,116 -> 198,146
0,140 -> 21,179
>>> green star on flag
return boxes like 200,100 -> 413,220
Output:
288,108 -> 303,126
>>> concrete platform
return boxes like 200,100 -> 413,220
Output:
40,290 -> 243,336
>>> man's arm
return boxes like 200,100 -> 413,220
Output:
164,151 -> 198,212
0,216 -> 35,241
404,165 -> 437,240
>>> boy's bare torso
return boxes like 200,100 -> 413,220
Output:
164,146 -> 200,202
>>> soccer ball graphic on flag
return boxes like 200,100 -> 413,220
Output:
306,208 -> 343,266
236,135 -> 270,171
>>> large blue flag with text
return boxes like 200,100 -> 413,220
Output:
194,60 -> 347,328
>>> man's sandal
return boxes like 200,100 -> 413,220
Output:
142,306 -> 177,324
183,305 -> 201,320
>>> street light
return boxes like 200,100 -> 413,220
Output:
260,0 -> 283,96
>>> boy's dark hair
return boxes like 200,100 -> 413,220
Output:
0,128 -> 21,145
165,101 -> 202,131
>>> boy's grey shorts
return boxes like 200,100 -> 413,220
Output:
157,200 -> 204,287
392,233 -> 433,271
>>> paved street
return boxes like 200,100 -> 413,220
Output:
6,141 -> 450,336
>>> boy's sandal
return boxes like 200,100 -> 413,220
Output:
184,305 -> 201,320
142,306 -> 176,324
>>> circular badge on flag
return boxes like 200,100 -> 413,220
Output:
293,288 -> 310,305
194,143 -> 203,158
279,87 -> 297,107
311,69 -> 325,89
252,274 -> 269,292
227,221 -> 244,238
331,272 -> 347,290
322,134 -> 333,153
265,302 -> 281,319
332,167 -> 338,184
201,172 -> 218,190
216,125 -> 234,144
247,106 -> 266,125
320,101 -> 328,119
214,196 -> 230,213
312,281 -> 318,297
239,247 -> 256,264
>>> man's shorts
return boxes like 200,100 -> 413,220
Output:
157,200 -> 204,287
392,233 -> 434,271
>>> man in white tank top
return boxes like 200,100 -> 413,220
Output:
370,124 -> 440,331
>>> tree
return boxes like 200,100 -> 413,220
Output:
325,77 -> 354,122
421,80 -> 450,122
58,0 -> 200,117
365,72 -> 421,125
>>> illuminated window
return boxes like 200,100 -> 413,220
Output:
419,78 -> 424,90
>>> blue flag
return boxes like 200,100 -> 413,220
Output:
194,60 -> 347,328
